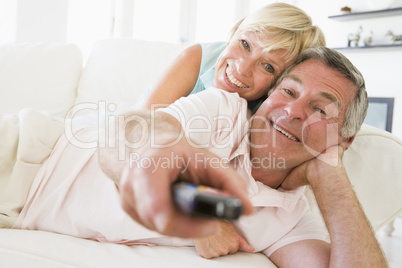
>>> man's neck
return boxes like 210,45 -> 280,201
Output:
251,167 -> 291,189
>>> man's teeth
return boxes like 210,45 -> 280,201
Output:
226,68 -> 247,88
272,123 -> 299,142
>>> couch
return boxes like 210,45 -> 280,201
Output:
0,39 -> 401,267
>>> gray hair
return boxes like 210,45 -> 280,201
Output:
271,46 -> 368,138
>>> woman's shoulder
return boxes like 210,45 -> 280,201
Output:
190,42 -> 227,95
200,42 -> 227,55
198,42 -> 226,75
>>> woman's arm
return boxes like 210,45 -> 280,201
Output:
194,220 -> 255,259
137,44 -> 203,109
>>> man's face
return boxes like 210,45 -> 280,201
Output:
250,59 -> 356,170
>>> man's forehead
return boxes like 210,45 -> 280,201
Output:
281,74 -> 339,111
290,59 -> 325,74
284,60 -> 346,104
284,60 -> 323,83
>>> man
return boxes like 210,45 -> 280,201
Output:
15,47 -> 387,267
101,46 -> 386,267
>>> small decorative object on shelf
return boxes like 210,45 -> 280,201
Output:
341,6 -> 352,14
386,31 -> 402,44
348,26 -> 363,47
364,31 -> 374,46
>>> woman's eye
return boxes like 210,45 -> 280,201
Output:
241,40 -> 250,50
264,63 -> 274,74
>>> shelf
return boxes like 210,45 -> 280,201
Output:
329,7 -> 402,21
333,44 -> 402,51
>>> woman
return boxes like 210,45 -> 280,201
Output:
138,3 -> 325,113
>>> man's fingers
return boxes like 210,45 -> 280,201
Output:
118,145 -> 253,238
239,236 -> 255,253
208,167 -> 254,216
316,145 -> 344,167
121,164 -> 223,238
179,150 -> 254,216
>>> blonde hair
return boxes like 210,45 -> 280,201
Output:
228,3 -> 326,64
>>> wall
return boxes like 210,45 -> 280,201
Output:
3,0 -> 402,138
0,0 -> 18,43
16,0 -> 68,43
296,0 -> 402,139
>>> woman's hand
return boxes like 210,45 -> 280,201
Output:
194,220 -> 254,259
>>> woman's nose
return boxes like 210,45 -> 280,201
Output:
235,58 -> 253,77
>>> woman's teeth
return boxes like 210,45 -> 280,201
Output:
226,67 -> 247,88
272,123 -> 299,142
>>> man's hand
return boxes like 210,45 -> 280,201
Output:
281,145 -> 344,190
99,110 -> 253,239
118,141 -> 254,239
194,220 -> 255,259
279,144 -> 387,267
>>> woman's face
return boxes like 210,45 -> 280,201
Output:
214,30 -> 290,101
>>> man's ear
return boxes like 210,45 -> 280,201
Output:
340,135 -> 356,150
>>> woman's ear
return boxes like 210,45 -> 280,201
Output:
340,135 -> 356,150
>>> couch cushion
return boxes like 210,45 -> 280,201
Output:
0,229 -> 275,268
72,39 -> 184,116
0,42 -> 82,118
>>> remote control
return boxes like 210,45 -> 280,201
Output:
172,182 -> 243,220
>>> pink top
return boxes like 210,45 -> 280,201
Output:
14,88 -> 328,257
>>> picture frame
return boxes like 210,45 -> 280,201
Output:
364,97 -> 394,132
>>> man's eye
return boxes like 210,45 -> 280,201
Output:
284,88 -> 293,96
241,40 -> 250,50
315,108 -> 326,115
264,63 -> 274,74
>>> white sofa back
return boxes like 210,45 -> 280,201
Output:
72,39 -> 185,116
0,42 -> 82,118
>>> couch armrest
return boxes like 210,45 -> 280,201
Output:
307,124 -> 402,232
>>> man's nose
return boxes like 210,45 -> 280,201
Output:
284,100 -> 309,120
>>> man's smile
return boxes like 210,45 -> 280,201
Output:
272,122 -> 300,142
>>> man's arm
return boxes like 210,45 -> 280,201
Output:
98,109 -> 253,238
274,146 -> 387,267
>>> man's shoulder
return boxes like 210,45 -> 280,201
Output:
201,86 -> 244,101
159,87 -> 249,128
197,87 -> 249,114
